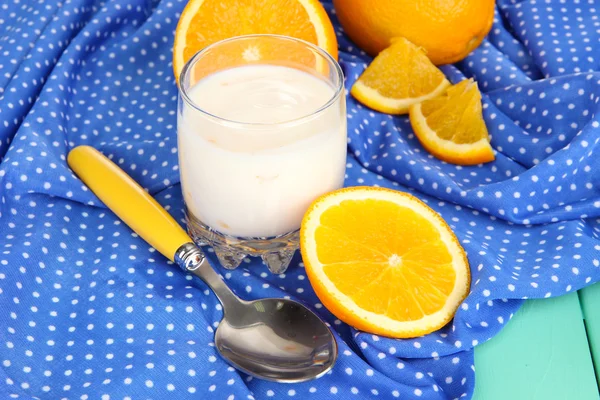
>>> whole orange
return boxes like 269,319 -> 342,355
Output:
332,0 -> 495,65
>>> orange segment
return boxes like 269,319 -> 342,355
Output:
350,37 -> 450,114
314,226 -> 388,264
323,262 -> 388,299
300,187 -> 471,338
402,241 -> 453,265
403,261 -> 456,296
409,78 -> 495,165
173,0 -> 338,82
351,268 -> 398,315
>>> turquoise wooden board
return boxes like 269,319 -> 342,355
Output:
580,282 -> 600,384
472,294 -> 599,400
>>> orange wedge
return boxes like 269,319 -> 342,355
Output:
350,37 -> 450,114
409,78 -> 495,165
300,187 -> 470,338
173,0 -> 338,82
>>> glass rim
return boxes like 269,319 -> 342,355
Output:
178,34 -> 344,128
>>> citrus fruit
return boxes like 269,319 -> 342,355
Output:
173,0 -> 338,81
409,78 -> 495,165
332,0 -> 495,65
300,187 -> 471,338
350,37 -> 450,115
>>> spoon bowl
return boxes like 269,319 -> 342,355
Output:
215,298 -> 337,382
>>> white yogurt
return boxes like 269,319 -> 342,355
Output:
178,64 -> 347,238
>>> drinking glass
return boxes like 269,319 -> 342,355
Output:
177,34 -> 346,274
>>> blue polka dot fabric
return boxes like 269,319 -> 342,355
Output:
0,0 -> 599,399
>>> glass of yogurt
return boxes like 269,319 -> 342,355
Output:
177,34 -> 347,274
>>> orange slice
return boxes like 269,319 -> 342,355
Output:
350,37 -> 450,115
300,187 -> 470,338
173,0 -> 338,82
409,78 -> 495,165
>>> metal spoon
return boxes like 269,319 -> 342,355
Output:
67,145 -> 337,383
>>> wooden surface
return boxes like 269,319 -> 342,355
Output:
580,282 -> 600,384
473,288 -> 600,400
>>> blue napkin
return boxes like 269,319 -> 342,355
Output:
0,0 -> 599,399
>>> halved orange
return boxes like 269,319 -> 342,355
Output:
350,37 -> 450,114
409,78 -> 495,165
300,187 -> 470,338
173,0 -> 338,82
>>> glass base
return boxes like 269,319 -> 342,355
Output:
185,211 -> 299,274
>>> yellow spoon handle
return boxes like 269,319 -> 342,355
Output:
67,145 -> 191,262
